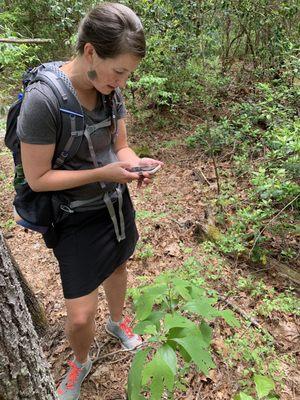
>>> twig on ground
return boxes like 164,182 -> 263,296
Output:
93,341 -> 148,364
218,294 -> 276,341
105,353 -> 131,365
93,348 -> 129,363
93,338 -> 111,358
197,167 -> 212,187
249,194 -> 300,256
169,217 -> 189,228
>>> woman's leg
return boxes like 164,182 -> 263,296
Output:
103,262 -> 127,321
103,262 -> 142,350
65,288 -> 98,363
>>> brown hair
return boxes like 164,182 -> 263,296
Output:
76,2 -> 146,59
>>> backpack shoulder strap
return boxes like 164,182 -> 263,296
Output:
28,62 -> 85,169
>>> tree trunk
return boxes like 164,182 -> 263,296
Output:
0,230 -> 58,400
6,244 -> 48,336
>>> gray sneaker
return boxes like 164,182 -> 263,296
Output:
57,358 -> 92,400
105,316 -> 142,351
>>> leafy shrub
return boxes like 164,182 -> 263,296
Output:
127,272 -> 240,399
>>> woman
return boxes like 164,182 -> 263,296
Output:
17,3 -> 162,399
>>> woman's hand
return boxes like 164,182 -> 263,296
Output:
136,157 -> 164,188
138,157 -> 164,167
98,161 -> 140,184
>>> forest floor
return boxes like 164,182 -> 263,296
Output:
0,113 -> 299,400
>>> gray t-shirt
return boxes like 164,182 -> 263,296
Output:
17,78 -> 126,204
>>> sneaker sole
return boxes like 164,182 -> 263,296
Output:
105,326 -> 140,351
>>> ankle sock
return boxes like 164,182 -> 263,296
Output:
109,316 -> 122,325
75,356 -> 91,368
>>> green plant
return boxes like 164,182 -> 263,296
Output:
127,75 -> 179,108
136,243 -> 154,260
0,219 -> 16,230
136,210 -> 167,221
257,292 -> 300,317
235,374 -> 278,400
161,139 -> 182,149
127,272 -> 240,399
251,167 -> 299,204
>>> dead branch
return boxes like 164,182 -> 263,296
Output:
250,194 -> 300,255
218,294 -> 268,333
0,38 -> 53,44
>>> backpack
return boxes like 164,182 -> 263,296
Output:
5,62 -> 118,240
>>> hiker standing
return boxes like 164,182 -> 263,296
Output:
16,3 -> 162,398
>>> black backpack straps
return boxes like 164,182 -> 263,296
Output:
106,91 -> 119,142
30,65 -> 85,169
53,111 -> 84,169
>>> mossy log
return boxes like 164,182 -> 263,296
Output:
193,211 -> 300,287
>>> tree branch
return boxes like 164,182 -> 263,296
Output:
0,38 -> 53,44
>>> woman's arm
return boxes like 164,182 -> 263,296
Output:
21,141 -> 139,192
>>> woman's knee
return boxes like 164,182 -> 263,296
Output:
67,309 -> 95,331
65,290 -> 98,330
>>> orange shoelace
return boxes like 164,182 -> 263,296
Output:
119,317 -> 134,338
66,360 -> 82,389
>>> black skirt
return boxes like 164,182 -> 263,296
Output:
52,188 -> 139,299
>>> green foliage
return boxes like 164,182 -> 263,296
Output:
257,292 -> 300,317
0,218 -> 16,230
127,75 -> 179,109
189,79 -> 300,262
127,272 -> 240,399
0,0 -> 93,97
136,243 -> 154,260
234,275 -> 299,316
234,374 -> 278,400
121,0 -> 300,109
136,210 -> 167,221
1,0 -> 300,112
254,375 -> 276,399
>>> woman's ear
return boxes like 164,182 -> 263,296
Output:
83,43 -> 94,63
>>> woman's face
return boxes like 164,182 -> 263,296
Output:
89,51 -> 141,94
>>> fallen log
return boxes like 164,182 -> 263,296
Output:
193,208 -> 300,287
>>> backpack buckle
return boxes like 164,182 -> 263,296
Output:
60,204 -> 74,213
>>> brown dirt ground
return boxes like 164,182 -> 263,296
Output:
0,115 -> 299,400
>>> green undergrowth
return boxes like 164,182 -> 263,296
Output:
127,244 -> 297,399
186,80 -> 300,265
